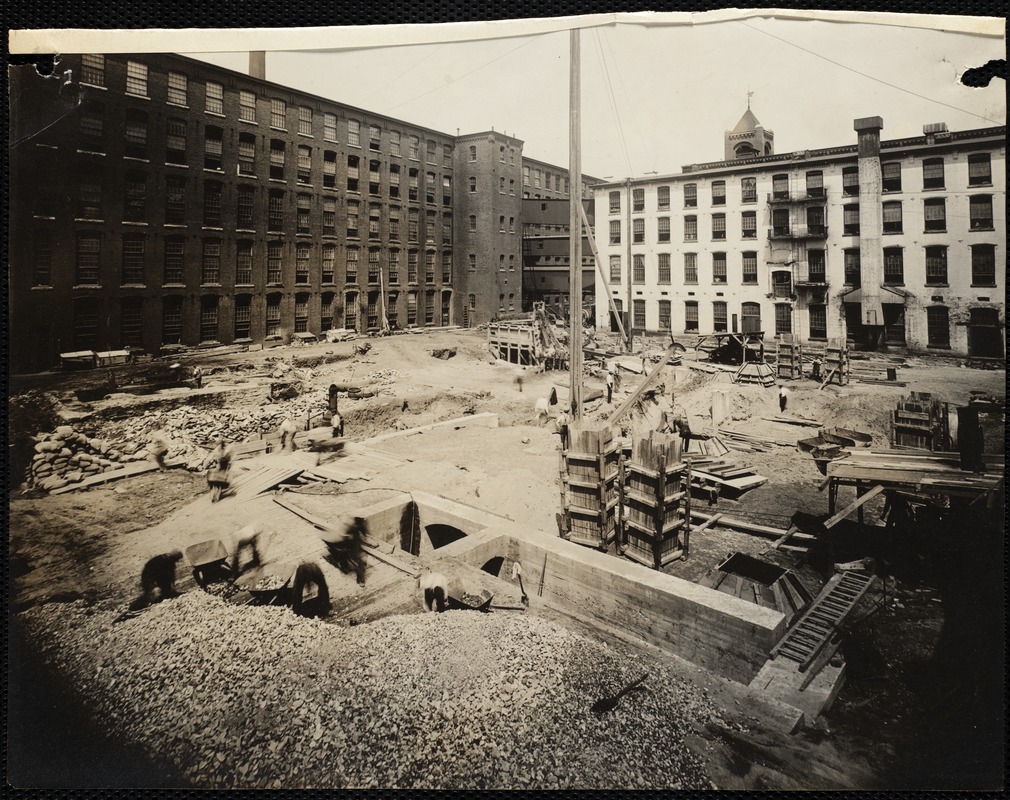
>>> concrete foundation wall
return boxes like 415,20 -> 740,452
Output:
439,526 -> 787,684
354,490 -> 786,684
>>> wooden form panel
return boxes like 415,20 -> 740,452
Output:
620,432 -> 691,569
560,424 -> 621,550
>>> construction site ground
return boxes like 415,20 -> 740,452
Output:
8,329 -> 1005,790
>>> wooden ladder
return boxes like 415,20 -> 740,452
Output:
770,570 -> 875,669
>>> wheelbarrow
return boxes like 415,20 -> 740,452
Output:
185,539 -> 231,587
446,589 -> 494,612
237,562 -> 296,605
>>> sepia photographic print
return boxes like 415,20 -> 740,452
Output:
6,10 -> 1006,791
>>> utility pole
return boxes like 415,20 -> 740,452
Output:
625,175 -> 633,352
568,29 -> 583,418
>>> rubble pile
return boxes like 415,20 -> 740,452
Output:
364,369 -> 399,383
26,425 -> 130,492
22,593 -> 724,790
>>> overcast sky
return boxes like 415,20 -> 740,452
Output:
187,14 -> 1005,179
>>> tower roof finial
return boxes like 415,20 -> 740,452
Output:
747,88 -> 754,110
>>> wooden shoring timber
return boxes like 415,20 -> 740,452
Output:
822,484 -> 886,529
607,344 -> 680,423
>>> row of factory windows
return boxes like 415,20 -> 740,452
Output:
608,155 -> 995,214
32,233 -> 453,288
605,244 -> 998,288
69,115 -> 455,204
68,289 -> 452,349
613,298 -> 952,347
48,175 -> 455,239
79,56 -> 451,163
604,194 -> 996,244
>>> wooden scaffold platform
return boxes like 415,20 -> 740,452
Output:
559,423 -> 621,551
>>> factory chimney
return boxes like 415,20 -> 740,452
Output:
249,51 -> 266,80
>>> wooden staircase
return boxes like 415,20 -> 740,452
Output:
770,570 -> 875,670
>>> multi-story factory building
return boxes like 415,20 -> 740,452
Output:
593,108 -> 1005,358
521,198 -> 596,321
9,53 -> 592,371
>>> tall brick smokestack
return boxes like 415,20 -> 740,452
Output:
854,116 -> 884,331
250,51 -> 266,80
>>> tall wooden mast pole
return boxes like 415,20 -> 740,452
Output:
625,175 -> 633,352
569,29 -> 584,418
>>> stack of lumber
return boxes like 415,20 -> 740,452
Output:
718,426 -> 797,449
826,448 -> 1004,499
761,415 -> 822,428
687,435 -> 731,457
690,458 -> 768,495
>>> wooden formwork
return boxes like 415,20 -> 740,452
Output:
890,392 -> 948,450
620,432 -> 691,569
775,335 -> 804,380
734,361 -> 776,386
559,424 -> 621,551
488,322 -> 538,365
820,338 -> 850,387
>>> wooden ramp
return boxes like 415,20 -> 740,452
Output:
49,460 -> 167,494
304,444 -> 411,484
770,571 -> 875,669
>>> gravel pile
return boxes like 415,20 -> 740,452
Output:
21,593 -> 725,789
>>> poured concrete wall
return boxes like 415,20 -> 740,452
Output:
440,527 -> 787,684
355,490 -> 499,556
355,491 -> 786,684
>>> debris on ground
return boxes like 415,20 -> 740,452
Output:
20,593 -> 723,789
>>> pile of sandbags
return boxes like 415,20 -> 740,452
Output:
27,425 -> 130,492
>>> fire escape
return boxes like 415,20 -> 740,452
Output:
766,177 -> 829,309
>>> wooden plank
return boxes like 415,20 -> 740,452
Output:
822,484 -> 886,529
607,344 -> 681,423
49,460 -> 164,494
818,368 -> 837,390
273,494 -> 338,532
691,513 -> 723,534
690,510 -> 790,539
770,524 -> 799,550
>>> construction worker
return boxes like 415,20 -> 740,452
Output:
778,384 -> 790,413
556,408 -> 571,451
667,406 -> 692,453
278,418 -> 298,452
192,365 -> 203,389
606,368 -> 615,404
147,430 -> 170,470
810,357 -> 823,382
204,438 -> 234,503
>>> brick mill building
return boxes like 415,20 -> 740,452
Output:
9,53 -> 593,372
592,107 -> 1005,359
